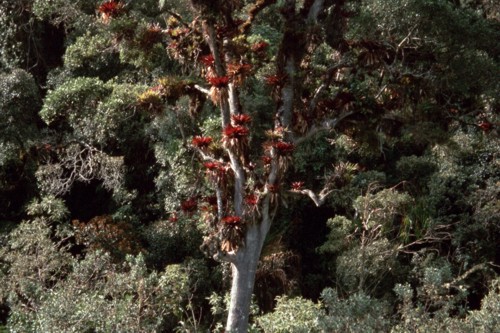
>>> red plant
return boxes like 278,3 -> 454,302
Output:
203,161 -> 220,170
478,121 -> 493,132
261,156 -> 272,165
223,125 -> 249,139
245,194 -> 258,206
208,76 -> 230,88
222,216 -> 242,225
169,212 -> 178,222
204,161 -> 229,185
200,54 -> 215,67
192,135 -> 213,148
232,114 -> 252,125
181,198 -> 197,213
265,74 -> 286,86
273,141 -> 295,155
251,41 -> 269,53
98,0 -> 124,19
291,181 -> 305,191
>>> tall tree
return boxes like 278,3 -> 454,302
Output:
152,1 -> 498,330
3,0 -> 496,331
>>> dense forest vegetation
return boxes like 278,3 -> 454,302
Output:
0,0 -> 498,332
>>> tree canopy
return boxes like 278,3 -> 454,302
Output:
0,0 -> 498,332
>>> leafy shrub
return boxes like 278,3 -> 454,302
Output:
319,288 -> 391,332
0,217 -> 208,332
256,296 -> 323,333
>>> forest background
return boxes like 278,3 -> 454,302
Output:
0,0 -> 499,332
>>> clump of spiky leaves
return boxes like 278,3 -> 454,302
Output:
222,124 -> 250,155
98,0 -> 126,24
220,216 -> 245,252
137,88 -> 164,113
158,76 -> 191,105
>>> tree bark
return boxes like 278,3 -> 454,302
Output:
225,199 -> 272,332
225,224 -> 264,332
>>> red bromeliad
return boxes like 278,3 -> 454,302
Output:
192,136 -> 213,148
181,197 -> 197,213
208,76 -> 230,88
223,125 -> 249,139
251,41 -> 269,53
478,121 -> 493,132
291,181 -> 305,191
222,215 -> 242,225
273,141 -> 295,155
200,54 -> 215,67
98,0 -> 125,20
245,194 -> 258,206
231,114 -> 252,126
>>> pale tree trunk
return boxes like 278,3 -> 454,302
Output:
225,229 -> 261,332
226,205 -> 272,332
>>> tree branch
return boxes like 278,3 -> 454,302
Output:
193,84 -> 210,96
293,111 -> 355,145
291,188 -> 334,207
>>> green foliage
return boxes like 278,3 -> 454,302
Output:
64,32 -> 120,79
0,1 -> 23,69
40,76 -> 110,126
26,195 -> 69,223
465,278 -> 500,332
0,218 -> 203,332
353,187 -> 412,229
256,295 -> 323,333
320,288 -> 391,332
0,69 -> 41,218
317,216 -> 353,254
142,218 -> 204,270
0,69 -> 40,147
0,219 -> 73,329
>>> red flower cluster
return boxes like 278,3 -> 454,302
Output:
203,161 -> 221,170
265,74 -> 286,86
181,198 -> 197,212
261,156 -> 272,165
245,194 -> 258,206
222,216 -> 242,225
273,141 -> 295,155
98,0 -> 124,18
478,121 -> 493,132
232,114 -> 252,125
200,54 -> 215,67
192,136 -> 213,148
251,41 -> 269,53
208,76 -> 230,88
223,125 -> 249,139
291,181 -> 305,191
169,212 -> 178,222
